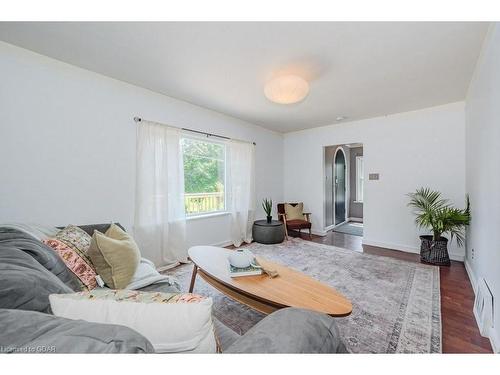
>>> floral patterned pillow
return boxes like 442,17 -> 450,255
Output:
44,239 -> 97,290
54,289 -> 206,304
55,225 -> 94,269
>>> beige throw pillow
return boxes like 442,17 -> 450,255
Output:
285,203 -> 304,221
88,224 -> 141,289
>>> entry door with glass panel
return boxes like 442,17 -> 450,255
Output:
334,149 -> 346,225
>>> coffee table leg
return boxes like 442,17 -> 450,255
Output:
189,265 -> 198,293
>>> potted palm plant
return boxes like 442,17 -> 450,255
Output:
407,187 -> 471,266
262,198 -> 273,223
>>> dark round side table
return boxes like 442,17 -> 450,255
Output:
252,220 -> 285,244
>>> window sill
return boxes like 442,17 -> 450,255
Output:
186,211 -> 230,221
353,201 -> 364,204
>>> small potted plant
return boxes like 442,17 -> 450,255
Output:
407,187 -> 470,266
262,198 -> 273,223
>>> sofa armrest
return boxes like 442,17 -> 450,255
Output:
0,308 -> 154,353
225,307 -> 348,353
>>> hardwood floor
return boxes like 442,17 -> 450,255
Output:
289,229 -> 493,353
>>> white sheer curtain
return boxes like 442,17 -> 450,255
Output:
133,121 -> 187,269
227,140 -> 256,247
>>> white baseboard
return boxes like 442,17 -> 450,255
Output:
362,239 -> 465,262
348,217 -> 363,223
464,259 -> 477,293
490,329 -> 500,353
464,259 -> 499,353
447,252 -> 465,262
449,253 -> 465,262
323,225 -> 335,233
312,229 -> 327,236
362,239 -> 418,253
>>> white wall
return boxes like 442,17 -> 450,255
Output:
465,24 -> 500,352
284,102 -> 466,260
0,41 -> 284,248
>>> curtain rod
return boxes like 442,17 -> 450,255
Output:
133,117 -> 256,146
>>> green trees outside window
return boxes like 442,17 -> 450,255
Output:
181,137 -> 226,215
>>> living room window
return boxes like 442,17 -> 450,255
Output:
181,137 -> 226,216
355,156 -> 364,203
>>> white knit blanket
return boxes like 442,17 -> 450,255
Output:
126,258 -> 178,290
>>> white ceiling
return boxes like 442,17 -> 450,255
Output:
0,22 -> 489,133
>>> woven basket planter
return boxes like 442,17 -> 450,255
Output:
419,235 -> 450,266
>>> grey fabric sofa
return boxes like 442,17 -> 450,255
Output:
0,224 -> 347,354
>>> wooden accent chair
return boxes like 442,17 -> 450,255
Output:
277,203 -> 312,240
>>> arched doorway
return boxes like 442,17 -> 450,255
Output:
333,147 -> 347,225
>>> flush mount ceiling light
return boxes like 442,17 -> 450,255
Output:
264,75 -> 309,104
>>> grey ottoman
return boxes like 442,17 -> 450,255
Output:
252,220 -> 285,244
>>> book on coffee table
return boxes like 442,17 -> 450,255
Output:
228,262 -> 263,277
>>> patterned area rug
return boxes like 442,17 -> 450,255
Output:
163,238 -> 441,353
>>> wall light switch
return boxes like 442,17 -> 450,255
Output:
369,173 -> 380,180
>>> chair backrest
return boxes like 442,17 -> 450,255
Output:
277,203 -> 301,215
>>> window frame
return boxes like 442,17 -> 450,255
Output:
181,135 -> 228,218
355,155 -> 364,203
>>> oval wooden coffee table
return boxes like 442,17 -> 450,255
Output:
188,246 -> 352,317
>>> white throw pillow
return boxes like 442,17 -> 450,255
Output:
49,289 -> 216,353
